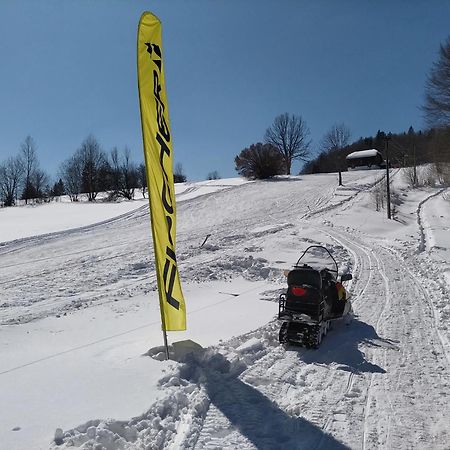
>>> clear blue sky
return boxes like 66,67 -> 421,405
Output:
0,0 -> 449,181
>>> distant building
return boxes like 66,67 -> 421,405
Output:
346,149 -> 385,170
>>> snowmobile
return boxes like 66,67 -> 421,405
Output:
278,245 -> 353,348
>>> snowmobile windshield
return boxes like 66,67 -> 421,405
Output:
295,245 -> 338,275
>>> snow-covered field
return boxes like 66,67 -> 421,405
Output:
1,170 -> 449,450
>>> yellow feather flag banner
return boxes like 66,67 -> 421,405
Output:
137,12 -> 186,331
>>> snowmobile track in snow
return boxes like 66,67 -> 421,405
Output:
318,226 -> 449,449
416,187 -> 449,253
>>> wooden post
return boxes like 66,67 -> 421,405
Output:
385,135 -> 391,220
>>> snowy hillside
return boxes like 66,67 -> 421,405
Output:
1,171 -> 449,450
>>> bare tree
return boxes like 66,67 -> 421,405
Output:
0,156 -> 24,206
121,148 -> 138,199
109,147 -> 122,194
78,135 -> 108,201
235,142 -> 285,179
60,155 -> 83,201
114,147 -> 137,199
403,166 -> 419,188
371,177 -> 386,212
265,113 -> 311,175
20,135 -> 38,204
423,37 -> 450,127
107,147 -> 139,200
32,169 -> 50,201
207,170 -> 221,180
320,123 -> 351,152
320,123 -> 351,185
434,161 -> 450,186
174,163 -> 187,183
137,163 -> 147,198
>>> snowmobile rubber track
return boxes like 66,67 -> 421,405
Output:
279,321 -> 324,348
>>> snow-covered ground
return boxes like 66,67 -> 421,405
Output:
1,170 -> 449,449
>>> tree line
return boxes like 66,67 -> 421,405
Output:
0,136 -> 51,207
0,134 -> 197,207
235,36 -> 450,181
58,135 -> 147,203
301,126 -> 450,175
0,135 -> 144,206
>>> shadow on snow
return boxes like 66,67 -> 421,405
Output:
294,317 -> 397,374
178,346 -> 351,450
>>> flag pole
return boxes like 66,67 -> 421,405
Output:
160,307 -> 170,360
162,329 -> 170,360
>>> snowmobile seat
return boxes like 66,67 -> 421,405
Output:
284,268 -> 324,320
287,268 -> 322,289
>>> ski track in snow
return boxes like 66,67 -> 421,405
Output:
1,171 -> 449,449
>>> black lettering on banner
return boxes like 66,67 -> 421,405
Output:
153,71 -> 170,141
166,247 -> 176,261
145,42 -> 153,56
166,216 -> 174,246
151,43 -> 162,58
163,247 -> 180,310
145,42 -> 162,71
156,133 -> 174,215
146,40 -> 182,313
163,260 -> 179,309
